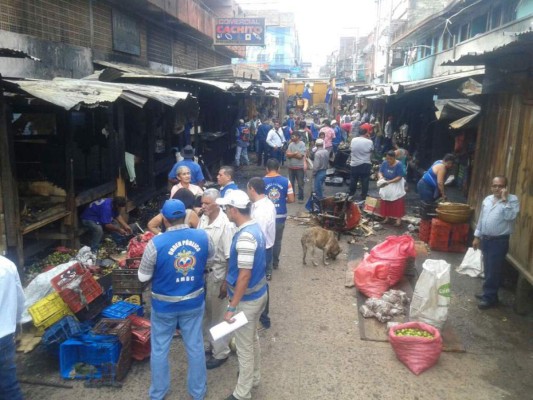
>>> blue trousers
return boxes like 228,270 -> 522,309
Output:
349,164 -> 371,199
417,179 -> 438,203
149,305 -> 207,400
481,237 -> 509,304
0,333 -> 23,400
81,219 -> 103,251
256,140 -> 269,166
314,169 -> 327,199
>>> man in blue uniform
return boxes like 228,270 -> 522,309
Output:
255,119 -> 272,167
217,166 -> 239,198
80,196 -> 132,251
139,199 -> 213,400
216,190 -> 268,400
235,119 -> 250,168
168,145 -> 206,187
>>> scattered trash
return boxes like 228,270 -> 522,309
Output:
359,289 -> 410,323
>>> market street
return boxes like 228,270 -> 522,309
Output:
17,168 -> 533,400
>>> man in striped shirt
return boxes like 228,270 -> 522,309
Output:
472,176 -> 520,310
216,190 -> 268,400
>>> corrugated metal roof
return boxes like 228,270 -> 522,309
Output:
441,30 -> 533,66
5,78 -> 198,111
397,69 -> 485,93
0,48 -> 40,61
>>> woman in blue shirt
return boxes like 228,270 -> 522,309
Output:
378,150 -> 406,227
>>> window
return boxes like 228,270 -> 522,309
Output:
471,13 -> 488,36
275,35 -> 285,46
490,5 -> 502,29
274,53 -> 284,63
257,54 -> 268,62
459,24 -> 469,42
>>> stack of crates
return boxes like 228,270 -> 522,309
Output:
41,316 -> 83,356
418,201 -> 438,243
418,219 -> 432,243
28,292 -> 73,331
60,334 -> 121,379
51,263 -> 104,314
429,219 -> 469,252
128,315 -> 151,361
92,319 -> 132,381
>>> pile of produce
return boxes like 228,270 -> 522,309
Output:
394,328 -> 434,338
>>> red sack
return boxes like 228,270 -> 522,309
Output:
127,232 -> 155,259
388,321 -> 442,375
369,235 -> 416,286
354,256 -> 390,298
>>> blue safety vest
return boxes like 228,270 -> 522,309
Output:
221,182 -> 239,198
264,174 -> 290,223
226,222 -> 267,302
151,228 -> 208,313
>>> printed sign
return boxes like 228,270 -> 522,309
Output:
214,18 -> 265,46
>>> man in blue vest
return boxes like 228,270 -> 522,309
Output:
255,119 -> 272,167
138,199 -> 213,400
216,190 -> 268,400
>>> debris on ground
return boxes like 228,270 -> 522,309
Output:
359,289 -> 410,323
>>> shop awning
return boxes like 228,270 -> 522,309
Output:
434,98 -> 480,130
396,69 -> 485,93
449,113 -> 479,129
5,78 -> 198,112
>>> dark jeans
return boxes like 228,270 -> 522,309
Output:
272,222 -> 286,269
417,179 -> 438,203
481,236 -> 509,304
256,139 -> 269,166
289,168 -> 305,200
314,169 -> 327,199
260,248 -> 273,327
349,163 -> 371,199
0,333 -> 23,400
81,219 -> 103,251
270,147 -> 284,164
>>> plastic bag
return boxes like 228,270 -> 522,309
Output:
410,260 -> 451,329
389,321 -> 442,375
354,256 -> 391,298
456,247 -> 483,278
127,232 -> 155,259
369,235 -> 416,286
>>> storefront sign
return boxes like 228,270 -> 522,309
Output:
214,18 -> 265,46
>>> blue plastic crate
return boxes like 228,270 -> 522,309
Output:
60,336 -> 120,379
42,316 -> 82,356
101,301 -> 143,319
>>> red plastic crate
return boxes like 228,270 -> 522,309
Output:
451,223 -> 469,243
51,264 -> 103,313
418,219 -> 432,243
128,315 -> 151,360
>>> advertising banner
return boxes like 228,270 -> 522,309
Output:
215,18 -> 265,46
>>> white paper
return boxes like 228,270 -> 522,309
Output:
209,311 -> 248,341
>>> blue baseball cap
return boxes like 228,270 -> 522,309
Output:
161,199 -> 186,219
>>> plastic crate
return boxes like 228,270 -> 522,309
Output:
42,316 -> 82,356
112,268 -> 148,295
418,219 -> 432,243
101,301 -> 143,319
60,336 -> 120,379
92,319 -> 132,345
131,340 -> 151,361
112,294 -> 142,305
29,292 -> 73,330
51,263 -> 103,313
128,315 -> 151,361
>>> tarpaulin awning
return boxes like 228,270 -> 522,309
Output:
5,78 -> 198,112
449,113 -> 479,129
434,98 -> 480,130
397,69 -> 485,93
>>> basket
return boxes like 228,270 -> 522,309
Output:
28,292 -> 73,329
436,209 -> 473,224
101,301 -> 143,319
436,202 -> 471,212
112,268 -> 149,295
51,263 -> 103,313
41,316 -> 82,356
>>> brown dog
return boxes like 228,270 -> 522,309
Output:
301,226 -> 342,266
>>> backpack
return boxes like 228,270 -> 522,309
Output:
240,127 -> 250,142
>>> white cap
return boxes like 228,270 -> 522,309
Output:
315,138 -> 324,146
330,120 -> 338,125
216,189 -> 251,209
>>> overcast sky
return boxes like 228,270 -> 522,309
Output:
237,0 -> 377,68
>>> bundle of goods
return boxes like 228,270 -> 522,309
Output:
354,235 -> 416,298
389,321 -> 442,375
121,232 -> 155,269
410,259 -> 451,329
436,202 -> 473,224
359,290 -> 410,323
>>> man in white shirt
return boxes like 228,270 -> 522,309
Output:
0,256 -> 25,400
266,120 -> 286,164
247,177 -> 276,329
198,189 -> 236,369
349,123 -> 375,200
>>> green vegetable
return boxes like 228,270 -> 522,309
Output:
395,328 -> 434,338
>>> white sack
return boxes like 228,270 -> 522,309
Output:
456,247 -> 483,278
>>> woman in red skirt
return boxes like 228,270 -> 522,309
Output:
378,150 -> 406,227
